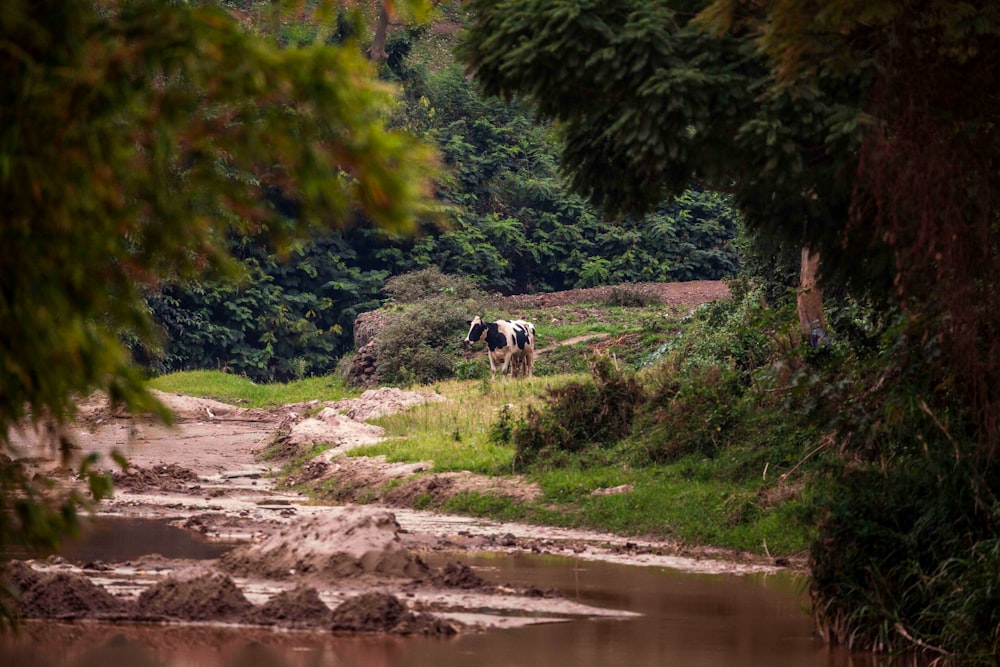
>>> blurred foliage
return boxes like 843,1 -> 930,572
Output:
0,0 -> 437,582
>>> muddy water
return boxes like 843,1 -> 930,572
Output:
3,521 -> 885,667
414,553 -> 876,667
56,517 -> 238,562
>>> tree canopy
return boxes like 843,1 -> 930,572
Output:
1,0 -> 438,433
459,0 -> 1000,448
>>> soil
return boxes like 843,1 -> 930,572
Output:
496,280 -> 729,310
4,280 -> 794,639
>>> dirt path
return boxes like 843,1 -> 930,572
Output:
534,333 -> 610,355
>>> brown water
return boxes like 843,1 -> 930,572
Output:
56,517 -> 238,562
2,520 -> 892,667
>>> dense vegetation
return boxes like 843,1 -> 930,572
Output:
460,0 -> 1000,661
138,8 -> 742,382
0,0 -> 440,605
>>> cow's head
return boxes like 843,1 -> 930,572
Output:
465,316 -> 486,344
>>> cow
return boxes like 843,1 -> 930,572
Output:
465,316 -> 536,379
510,319 -> 536,378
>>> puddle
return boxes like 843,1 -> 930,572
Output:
53,517 -> 236,563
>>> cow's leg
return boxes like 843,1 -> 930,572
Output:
499,351 -> 514,378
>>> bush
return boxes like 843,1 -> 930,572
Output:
512,356 -> 644,469
635,360 -> 749,463
810,457 -> 1000,662
800,304 -> 1000,661
601,285 -> 663,308
383,267 -> 484,304
374,294 -> 474,386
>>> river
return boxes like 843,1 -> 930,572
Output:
1,519 -> 887,667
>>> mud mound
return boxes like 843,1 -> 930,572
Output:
18,570 -> 131,619
282,407 -> 384,451
76,390 -> 272,425
220,508 -> 430,581
330,388 -> 446,422
380,468 -> 542,506
113,463 -> 200,492
3,560 -> 41,596
242,586 -> 333,628
432,562 -> 487,589
330,592 -> 457,636
497,280 -> 730,309
137,572 -> 253,621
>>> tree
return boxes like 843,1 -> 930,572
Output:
459,0 -> 1000,657
0,0 -> 437,568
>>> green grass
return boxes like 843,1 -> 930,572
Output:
346,372 -> 810,556
148,370 -> 357,408
349,375 -> 583,474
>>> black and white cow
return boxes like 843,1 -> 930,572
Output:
465,317 -> 536,379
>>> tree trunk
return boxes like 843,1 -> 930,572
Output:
798,246 -> 825,337
368,3 -> 390,63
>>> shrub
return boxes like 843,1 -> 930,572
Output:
601,285 -> 663,307
383,267 -> 484,304
512,356 -> 644,468
374,294 -> 473,386
635,360 -> 749,463
809,456 -> 1000,662
800,304 -> 1000,660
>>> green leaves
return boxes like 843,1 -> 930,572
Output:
0,0 -> 439,562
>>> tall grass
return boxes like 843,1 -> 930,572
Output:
350,375 -> 581,474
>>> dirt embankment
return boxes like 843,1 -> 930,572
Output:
4,281 -> 791,635
496,280 -> 729,309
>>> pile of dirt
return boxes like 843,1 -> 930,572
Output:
381,468 -> 542,506
281,407 -> 385,451
432,561 -> 487,590
271,389 -> 444,456
76,390 -> 273,426
220,508 -> 430,581
136,571 -> 253,621
347,311 -> 402,387
330,388 -> 447,423
282,452 -> 539,508
113,463 -> 200,492
330,592 -> 457,636
344,340 -> 380,387
12,565 -> 131,620
242,586 -> 334,628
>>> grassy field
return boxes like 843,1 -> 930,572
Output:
352,376 -> 810,555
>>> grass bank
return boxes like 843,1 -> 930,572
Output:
147,370 -> 357,408
151,367 -> 810,557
